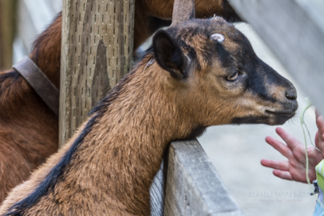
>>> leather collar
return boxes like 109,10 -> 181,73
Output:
13,56 -> 59,116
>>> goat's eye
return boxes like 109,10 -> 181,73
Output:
226,72 -> 239,81
210,33 -> 225,43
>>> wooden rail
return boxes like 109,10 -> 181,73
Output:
164,140 -> 243,216
150,140 -> 243,216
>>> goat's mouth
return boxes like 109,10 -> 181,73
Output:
265,110 -> 296,118
264,109 -> 296,125
231,109 -> 296,125
231,101 -> 298,125
264,99 -> 298,123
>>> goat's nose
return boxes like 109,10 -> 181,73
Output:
285,87 -> 297,100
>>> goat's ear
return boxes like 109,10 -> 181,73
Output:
153,30 -> 188,79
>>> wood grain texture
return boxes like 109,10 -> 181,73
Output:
150,160 -> 167,216
171,0 -> 195,26
0,0 -> 16,69
59,0 -> 135,146
228,0 -> 324,114
164,139 -> 243,216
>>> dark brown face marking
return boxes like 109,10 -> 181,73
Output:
159,17 -> 297,125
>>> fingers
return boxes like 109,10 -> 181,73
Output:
261,159 -> 293,180
315,110 -> 324,155
261,160 -> 294,181
265,135 -> 293,159
272,170 -> 293,181
275,127 -> 302,150
315,131 -> 320,148
316,112 -> 324,140
315,109 -> 324,147
261,159 -> 289,171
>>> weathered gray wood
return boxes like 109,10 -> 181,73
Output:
150,160 -> 166,216
227,0 -> 324,114
60,0 -> 135,147
171,0 -> 195,26
164,139 -> 243,216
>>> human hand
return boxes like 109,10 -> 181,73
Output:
261,127 -> 322,183
315,110 -> 324,158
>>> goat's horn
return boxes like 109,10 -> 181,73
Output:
171,0 -> 195,26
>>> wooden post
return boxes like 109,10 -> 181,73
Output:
0,0 -> 16,69
60,0 -> 135,147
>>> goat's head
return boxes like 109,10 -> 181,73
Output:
152,16 -> 297,126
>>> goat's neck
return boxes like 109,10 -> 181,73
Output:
0,70 -> 57,127
59,60 -> 198,214
0,70 -> 58,170
0,14 -> 61,122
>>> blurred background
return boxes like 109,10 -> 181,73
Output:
0,0 -> 318,215
0,0 -> 62,70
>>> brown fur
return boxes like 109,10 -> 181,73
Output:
0,69 -> 58,204
0,1 -> 239,203
0,17 -> 297,215
0,14 -> 61,203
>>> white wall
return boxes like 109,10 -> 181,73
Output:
13,0 -> 62,63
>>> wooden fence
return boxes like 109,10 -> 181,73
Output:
8,0 -> 323,215
59,0 -> 244,215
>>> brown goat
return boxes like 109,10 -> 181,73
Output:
0,14 -> 61,203
0,1 -> 239,203
0,11 -> 297,216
